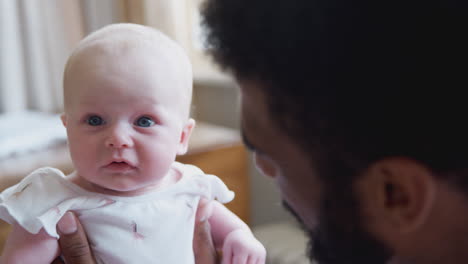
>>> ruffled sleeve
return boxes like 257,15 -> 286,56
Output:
202,174 -> 235,203
177,163 -> 235,204
0,167 -> 114,238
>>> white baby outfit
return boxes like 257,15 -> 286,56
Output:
0,162 -> 234,264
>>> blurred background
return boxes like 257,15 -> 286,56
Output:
0,1 -> 307,263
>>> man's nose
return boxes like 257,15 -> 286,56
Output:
254,153 -> 278,178
105,124 -> 133,148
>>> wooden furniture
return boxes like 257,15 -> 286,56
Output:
0,122 -> 249,251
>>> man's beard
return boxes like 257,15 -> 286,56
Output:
283,183 -> 392,264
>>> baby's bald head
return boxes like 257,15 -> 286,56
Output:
63,23 -> 193,118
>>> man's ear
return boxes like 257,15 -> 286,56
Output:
356,157 -> 436,239
177,118 -> 195,155
60,113 -> 67,127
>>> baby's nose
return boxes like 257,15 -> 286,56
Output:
105,126 -> 133,148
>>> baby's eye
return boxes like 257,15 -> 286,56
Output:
135,116 -> 155,127
87,115 -> 104,126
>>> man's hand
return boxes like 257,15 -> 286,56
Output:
194,198 -> 220,264
193,220 -> 219,263
52,212 -> 95,264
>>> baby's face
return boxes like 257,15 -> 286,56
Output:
62,42 -> 193,195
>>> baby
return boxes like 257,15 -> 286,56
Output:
0,23 -> 265,264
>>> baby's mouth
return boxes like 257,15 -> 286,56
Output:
105,161 -> 135,171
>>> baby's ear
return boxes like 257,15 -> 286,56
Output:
60,113 -> 67,127
177,118 -> 195,155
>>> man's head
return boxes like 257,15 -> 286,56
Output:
202,0 -> 468,263
61,24 -> 195,195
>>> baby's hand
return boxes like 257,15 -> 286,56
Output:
221,229 -> 266,264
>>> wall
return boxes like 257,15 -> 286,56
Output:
193,80 -> 293,227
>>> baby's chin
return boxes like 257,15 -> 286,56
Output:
92,182 -> 151,197
71,176 -> 143,197
98,180 -> 170,197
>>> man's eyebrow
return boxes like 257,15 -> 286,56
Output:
241,128 -> 256,152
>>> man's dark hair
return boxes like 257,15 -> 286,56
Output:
202,0 -> 468,191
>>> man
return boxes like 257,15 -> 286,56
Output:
58,0 -> 468,263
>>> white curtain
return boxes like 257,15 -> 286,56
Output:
0,0 -> 28,112
0,0 -> 80,113
0,0 -> 125,114
141,0 -> 227,83
0,0 -> 219,114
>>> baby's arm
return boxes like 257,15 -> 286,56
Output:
1,223 -> 60,264
207,200 -> 266,264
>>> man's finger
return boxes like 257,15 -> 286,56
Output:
57,212 -> 96,264
196,198 -> 214,222
193,220 -> 219,264
51,256 -> 65,264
